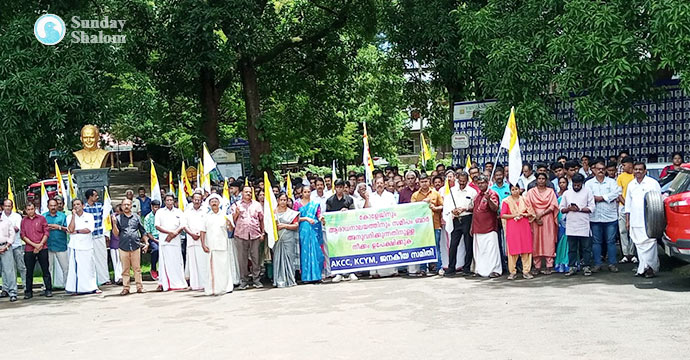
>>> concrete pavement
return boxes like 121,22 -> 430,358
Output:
3,260 -> 689,359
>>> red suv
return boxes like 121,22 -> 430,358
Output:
646,164 -> 690,262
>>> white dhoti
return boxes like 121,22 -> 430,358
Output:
109,249 -> 122,283
440,228 -> 465,270
186,245 -> 209,290
159,244 -> 187,291
93,235 -> 110,284
49,250 -> 69,289
472,232 -> 502,277
372,267 -> 397,277
205,250 -> 233,295
65,248 -> 99,294
630,227 -> 660,275
228,238 -> 241,285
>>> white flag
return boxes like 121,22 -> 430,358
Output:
202,143 -> 216,175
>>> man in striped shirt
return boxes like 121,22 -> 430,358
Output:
84,189 -> 110,285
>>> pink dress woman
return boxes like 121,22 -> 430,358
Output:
525,186 -> 559,272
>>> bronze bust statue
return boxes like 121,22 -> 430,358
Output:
73,125 -> 109,169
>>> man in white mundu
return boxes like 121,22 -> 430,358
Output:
624,162 -> 661,278
368,177 -> 398,278
184,192 -> 208,291
200,194 -> 239,295
65,199 -> 100,295
154,194 -> 187,291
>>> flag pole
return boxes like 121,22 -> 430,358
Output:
488,147 -> 502,184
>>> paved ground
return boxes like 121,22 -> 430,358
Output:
3,258 -> 690,360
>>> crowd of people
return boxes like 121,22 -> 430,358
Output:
0,150 -> 682,302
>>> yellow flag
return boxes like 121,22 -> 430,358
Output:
286,173 -> 293,199
499,106 -> 522,186
465,154 -> 472,172
181,161 -> 192,196
362,121 -> 375,184
102,187 -> 112,232
67,170 -> 77,200
421,134 -> 432,167
223,178 -> 230,201
150,160 -> 161,202
263,171 -> 279,248
55,161 -> 67,198
443,177 -> 450,196
40,182 -> 48,214
178,179 -> 186,211
168,171 -> 175,195
199,160 -> 204,187
7,178 -> 16,212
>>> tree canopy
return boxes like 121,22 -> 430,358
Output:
1,0 -> 689,188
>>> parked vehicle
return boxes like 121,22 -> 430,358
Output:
26,177 -> 71,201
645,164 -> 690,263
645,162 -> 672,180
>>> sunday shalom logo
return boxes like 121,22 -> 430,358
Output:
34,15 -> 126,45
71,16 -> 126,43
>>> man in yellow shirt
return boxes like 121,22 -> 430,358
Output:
410,174 -> 444,276
616,157 -> 636,263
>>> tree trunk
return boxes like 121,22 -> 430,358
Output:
239,59 -> 271,178
200,67 -> 220,151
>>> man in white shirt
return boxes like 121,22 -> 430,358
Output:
0,199 -> 25,295
368,177 -> 397,277
184,192 -> 208,291
443,172 -> 477,276
585,159 -> 621,273
517,163 -> 536,189
65,199 -> 100,294
310,177 -> 332,211
624,162 -> 661,278
154,194 -> 187,291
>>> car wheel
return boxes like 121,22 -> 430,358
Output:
644,191 -> 665,239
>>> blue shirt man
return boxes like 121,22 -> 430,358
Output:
138,188 -> 152,217
489,169 -> 511,211
43,211 -> 68,252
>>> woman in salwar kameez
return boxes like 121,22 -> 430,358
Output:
273,193 -> 299,288
500,184 -> 535,280
525,173 -> 559,275
554,177 -> 570,273
294,190 -> 324,283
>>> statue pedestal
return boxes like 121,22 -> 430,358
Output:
73,168 -> 110,201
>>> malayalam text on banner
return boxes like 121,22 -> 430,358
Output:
323,202 -> 436,274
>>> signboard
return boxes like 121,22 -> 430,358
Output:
323,202 -> 436,274
211,148 -> 236,163
217,163 -> 243,179
451,133 -> 470,149
453,100 -> 496,121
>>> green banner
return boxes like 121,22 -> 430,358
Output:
323,202 -> 436,274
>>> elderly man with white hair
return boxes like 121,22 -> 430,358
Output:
200,194 -> 240,295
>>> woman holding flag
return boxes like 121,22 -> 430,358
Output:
273,193 -> 299,288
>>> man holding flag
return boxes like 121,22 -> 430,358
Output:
84,189 -> 109,286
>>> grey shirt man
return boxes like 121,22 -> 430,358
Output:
116,213 -> 147,251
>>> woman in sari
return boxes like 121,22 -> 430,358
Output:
273,193 -> 299,288
500,184 -> 535,280
294,188 -> 324,283
554,176 -> 570,273
525,172 -> 559,275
